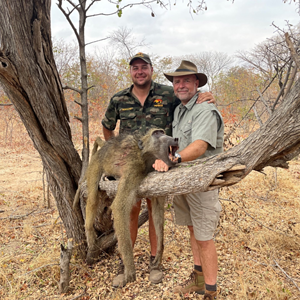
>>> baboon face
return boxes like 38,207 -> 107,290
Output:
140,129 -> 179,168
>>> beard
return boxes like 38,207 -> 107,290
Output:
132,76 -> 151,89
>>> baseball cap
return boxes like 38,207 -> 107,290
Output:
129,52 -> 152,65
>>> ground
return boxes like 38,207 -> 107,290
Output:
0,128 -> 300,299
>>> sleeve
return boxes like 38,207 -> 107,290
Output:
101,97 -> 119,131
192,109 -> 219,149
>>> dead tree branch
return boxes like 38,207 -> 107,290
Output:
285,32 -> 300,69
273,259 -> 300,292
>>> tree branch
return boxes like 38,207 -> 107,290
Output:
74,116 -> 83,122
85,37 -> 110,47
271,59 -> 293,111
74,100 -> 82,106
285,32 -> 300,69
87,85 -> 95,91
273,259 -> 300,292
86,0 -> 162,18
63,85 -> 82,94
57,0 -> 81,44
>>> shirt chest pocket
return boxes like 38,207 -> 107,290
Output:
181,123 -> 192,146
119,110 -> 137,131
182,122 -> 192,136
173,120 -> 192,147
148,108 -> 168,128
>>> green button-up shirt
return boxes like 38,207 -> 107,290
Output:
102,81 -> 180,136
173,93 -> 224,158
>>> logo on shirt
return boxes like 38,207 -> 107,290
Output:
154,99 -> 163,107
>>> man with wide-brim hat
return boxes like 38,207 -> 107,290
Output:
153,60 -> 224,299
164,60 -> 208,88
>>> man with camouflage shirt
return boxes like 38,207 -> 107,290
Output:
102,53 -> 214,287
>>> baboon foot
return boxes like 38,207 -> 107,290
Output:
112,273 -> 126,288
112,271 -> 136,288
86,246 -> 102,265
124,270 -> 136,285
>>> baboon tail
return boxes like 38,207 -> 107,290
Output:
73,137 -> 104,210
92,137 -> 105,156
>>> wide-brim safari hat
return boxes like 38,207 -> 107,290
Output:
164,60 -> 207,87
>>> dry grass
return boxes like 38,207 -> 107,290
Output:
0,113 -> 300,299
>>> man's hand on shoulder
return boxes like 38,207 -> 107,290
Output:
196,91 -> 216,104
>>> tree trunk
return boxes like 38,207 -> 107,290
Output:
0,0 -> 86,256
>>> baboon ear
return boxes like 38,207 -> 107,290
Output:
152,129 -> 165,136
151,129 -> 165,138
138,140 -> 144,150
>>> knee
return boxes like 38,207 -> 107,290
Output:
130,200 -> 142,220
197,239 -> 214,250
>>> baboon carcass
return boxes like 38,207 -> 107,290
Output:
85,128 -> 179,287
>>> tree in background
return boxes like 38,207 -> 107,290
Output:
53,38 -> 79,85
210,22 -> 300,149
236,22 -> 300,116
183,52 -> 234,91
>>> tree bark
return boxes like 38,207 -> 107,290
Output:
59,240 -> 73,294
0,0 -> 86,256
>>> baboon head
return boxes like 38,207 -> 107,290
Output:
138,128 -> 179,168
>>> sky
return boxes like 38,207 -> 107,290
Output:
50,0 -> 300,58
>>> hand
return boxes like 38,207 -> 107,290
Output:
196,91 -> 216,104
153,159 -> 170,172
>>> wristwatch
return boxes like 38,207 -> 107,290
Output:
175,153 -> 182,163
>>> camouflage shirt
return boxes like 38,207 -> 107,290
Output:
102,81 -> 180,136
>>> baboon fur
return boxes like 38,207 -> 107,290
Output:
73,137 -> 114,248
84,128 -> 179,286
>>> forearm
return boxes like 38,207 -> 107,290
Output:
102,126 -> 115,141
178,140 -> 208,162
